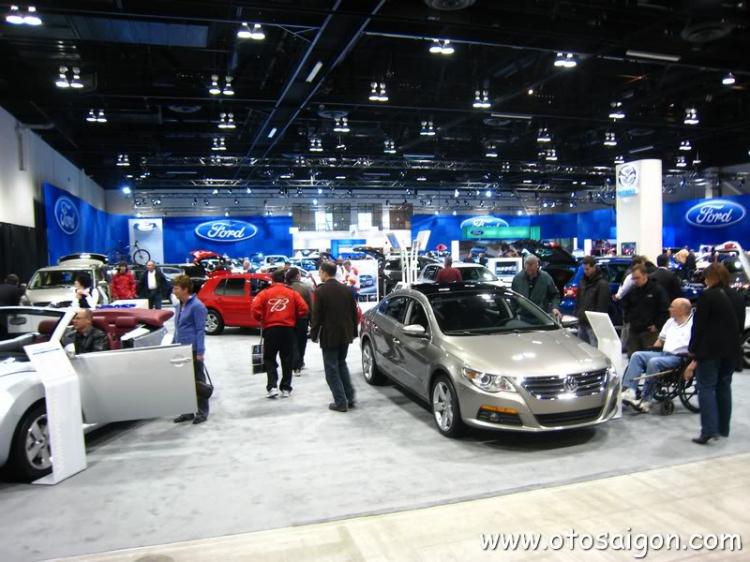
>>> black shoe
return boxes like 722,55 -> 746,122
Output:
329,403 -> 348,412
692,434 -> 719,445
174,414 -> 195,423
192,415 -> 208,425
348,401 -> 357,409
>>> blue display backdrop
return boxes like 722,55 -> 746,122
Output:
662,195 -> 750,249
44,183 -> 129,264
161,216 -> 293,263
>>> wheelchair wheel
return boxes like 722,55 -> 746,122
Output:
678,376 -> 700,413
660,400 -> 675,416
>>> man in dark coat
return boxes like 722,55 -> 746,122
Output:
0,274 -> 23,306
574,256 -> 611,347
651,254 -> 682,302
621,264 -> 670,356
137,260 -> 170,309
62,309 -> 109,354
310,260 -> 359,412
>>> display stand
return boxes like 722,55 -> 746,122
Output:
390,230 -> 430,291
585,311 -> 623,420
23,342 -> 87,484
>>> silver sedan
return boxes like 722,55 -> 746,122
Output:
360,283 -> 619,437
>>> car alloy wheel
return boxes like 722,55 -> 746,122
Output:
205,309 -> 224,335
743,331 -> 750,370
362,340 -> 386,385
26,413 -> 51,471
431,375 -> 465,437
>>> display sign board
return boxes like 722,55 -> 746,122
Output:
488,257 -> 522,283
350,259 -> 379,302
24,342 -> 87,484
194,220 -> 259,242
584,312 -> 623,420
53,195 -> 80,235
462,225 -> 541,240
684,200 -> 746,229
616,163 -> 639,198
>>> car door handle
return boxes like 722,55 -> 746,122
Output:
170,357 -> 192,366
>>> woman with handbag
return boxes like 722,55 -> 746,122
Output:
172,274 -> 211,425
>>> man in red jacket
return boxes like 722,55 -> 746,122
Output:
435,256 -> 463,283
251,269 -> 309,398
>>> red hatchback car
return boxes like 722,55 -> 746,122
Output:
197,273 -> 271,335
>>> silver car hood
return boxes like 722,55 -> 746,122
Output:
442,329 -> 609,377
0,360 -> 33,378
26,287 -> 75,303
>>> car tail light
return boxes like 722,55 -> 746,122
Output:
563,286 -> 578,299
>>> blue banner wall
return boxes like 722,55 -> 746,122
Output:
161,216 -> 293,263
44,183 -> 129,264
662,194 -> 750,249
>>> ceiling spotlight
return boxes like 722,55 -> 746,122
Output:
246,187 -> 252,194
309,138 -> 323,152
212,189 -> 219,195
224,211 -> 230,217
6,5 -> 42,26
222,76 -> 234,96
537,128 -> 552,143
429,39 -> 442,54
333,117 -> 350,133
454,189 -> 459,198
383,139 -> 397,154
368,82 -> 379,101
545,148 -> 558,161
472,90 -> 491,109
554,52 -> 577,68
218,113 -> 236,129
679,140 -> 692,151
234,199 -> 239,205
676,156 -> 687,168
86,109 -> 97,122
55,66 -> 70,88
312,198 -> 318,205
204,199 -> 210,206
603,131 -> 618,146
527,89 -> 534,95
336,141 -> 346,150
614,155 -> 625,164
684,107 -> 699,125
722,72 -> 736,86
420,121 -> 436,136
212,137 -> 227,151
209,75 -> 221,95
692,153 -> 702,165
416,175 -> 427,182
485,190 -> 492,198
116,154 -> 130,167
429,39 -> 454,55
69,67 -> 83,88
608,101 -> 625,120
485,144 -> 498,158
238,22 -> 265,40
121,185 -> 132,195
96,109 -> 107,123
377,82 -> 388,102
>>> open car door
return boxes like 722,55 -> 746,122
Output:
72,344 -> 197,424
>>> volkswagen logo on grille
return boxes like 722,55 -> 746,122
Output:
563,375 -> 579,393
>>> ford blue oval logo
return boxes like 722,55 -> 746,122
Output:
685,200 -> 746,229
195,220 -> 258,242
470,229 -> 485,236
460,216 -> 509,229
54,196 -> 79,235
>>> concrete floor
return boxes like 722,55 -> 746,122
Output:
1,326 -> 749,562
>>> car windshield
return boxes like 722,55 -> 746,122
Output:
459,266 -> 498,282
429,291 -> 557,335
385,258 -> 401,270
29,270 -> 81,289
0,309 -> 66,362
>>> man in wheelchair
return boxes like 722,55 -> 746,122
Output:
621,298 -> 693,413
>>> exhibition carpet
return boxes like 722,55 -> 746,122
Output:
1,327 -> 749,562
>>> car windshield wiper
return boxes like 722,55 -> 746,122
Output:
443,330 -> 482,336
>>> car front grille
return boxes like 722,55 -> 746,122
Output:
535,407 -> 603,427
521,369 -> 608,400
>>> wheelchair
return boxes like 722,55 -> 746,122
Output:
631,356 -> 700,416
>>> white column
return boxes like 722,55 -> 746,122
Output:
615,159 -> 663,261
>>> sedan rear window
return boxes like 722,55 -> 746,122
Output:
29,270 -> 79,289
429,292 -> 556,335
459,266 -> 497,282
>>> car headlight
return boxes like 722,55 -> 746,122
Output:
606,360 -> 618,381
462,366 -> 516,393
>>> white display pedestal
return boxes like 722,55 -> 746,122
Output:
585,311 -> 623,420
24,342 -> 87,484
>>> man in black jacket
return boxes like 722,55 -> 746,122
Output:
0,274 -> 23,306
574,256 -> 611,347
621,264 -> 670,356
62,309 -> 109,354
137,260 -> 170,309
651,254 -> 682,302
311,260 -> 359,412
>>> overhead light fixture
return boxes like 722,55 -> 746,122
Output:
485,144 -> 498,158
96,109 -> 107,123
608,101 -> 625,120
209,75 -> 221,95
69,67 -> 83,88
527,89 -> 534,95
472,90 -> 491,109
218,112 -> 236,129
6,5 -> 42,26
267,127 -> 277,139
684,107 -> 699,125
545,148 -> 558,162
368,81 -> 388,102
614,155 -> 625,164
336,141 -> 346,150
537,128 -> 552,143
309,138 -> 323,152
554,52 -> 577,68
212,137 -> 227,151
383,139 -> 396,154
420,120 -> 436,136
722,72 -> 736,86
626,49 -> 681,62
116,154 -> 130,167
305,61 -> 323,83
55,66 -> 70,88
693,152 -> 702,166
86,109 -> 97,122
416,175 -> 427,181
679,140 -> 692,151
246,187 -> 252,194
238,22 -> 265,40
603,131 -> 618,146
121,185 -> 132,195
429,39 -> 454,55
222,76 -> 234,96
333,117 -> 350,133
224,211 -> 230,217
676,156 -> 687,168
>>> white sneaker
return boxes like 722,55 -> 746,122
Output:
281,390 -> 290,398
633,400 -> 651,414
621,388 -> 639,406
267,388 -> 279,399
293,370 -> 301,377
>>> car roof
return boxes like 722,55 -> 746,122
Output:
209,272 -> 271,280
593,257 -> 632,264
36,264 -> 99,272
410,281 -> 508,297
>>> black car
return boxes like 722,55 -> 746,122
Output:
511,239 -> 579,294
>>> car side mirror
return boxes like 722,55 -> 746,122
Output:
403,324 -> 428,338
560,315 -> 579,329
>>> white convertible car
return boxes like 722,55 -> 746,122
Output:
0,306 -> 198,481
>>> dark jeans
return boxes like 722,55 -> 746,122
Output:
626,329 -> 659,358
578,325 -> 598,348
193,352 -> 209,419
322,344 -> 355,407
264,326 -> 296,392
696,357 -> 735,437
294,318 -> 309,370
147,289 -> 162,310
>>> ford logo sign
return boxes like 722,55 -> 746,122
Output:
54,196 -> 80,235
469,229 -> 485,236
460,216 -> 509,229
195,220 -> 258,242
685,200 -> 746,229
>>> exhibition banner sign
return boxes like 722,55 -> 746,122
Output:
684,200 -> 746,229
194,220 -> 259,242
53,196 -> 80,235
463,226 -> 540,240
616,163 -> 639,198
